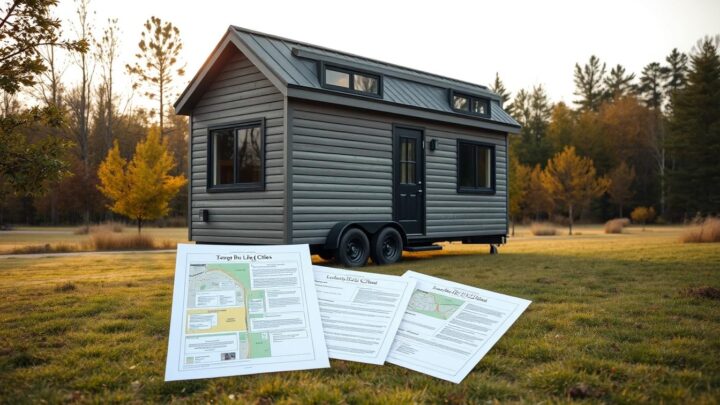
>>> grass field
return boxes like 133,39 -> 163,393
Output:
0,226 -> 719,403
0,226 -> 188,254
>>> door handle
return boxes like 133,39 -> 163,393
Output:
418,189 -> 423,193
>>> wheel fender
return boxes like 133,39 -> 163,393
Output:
324,221 -> 407,250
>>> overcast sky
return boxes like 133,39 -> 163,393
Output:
50,0 -> 720,109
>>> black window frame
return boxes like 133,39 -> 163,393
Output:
449,89 -> 491,118
319,62 -> 383,98
456,139 -> 496,194
206,118 -> 266,193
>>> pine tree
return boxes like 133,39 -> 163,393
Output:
490,72 -> 513,116
638,62 -> 669,109
667,37 -> 720,217
126,16 -> 185,135
664,48 -> 689,114
510,85 -> 553,167
639,61 -> 672,216
97,128 -> 187,232
541,146 -> 609,235
573,55 -> 606,111
604,64 -> 636,100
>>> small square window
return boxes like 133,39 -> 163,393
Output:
453,95 -> 469,111
472,99 -> 488,115
353,74 -> 378,94
325,69 -> 350,88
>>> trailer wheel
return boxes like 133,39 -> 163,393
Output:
370,227 -> 403,265
337,228 -> 370,267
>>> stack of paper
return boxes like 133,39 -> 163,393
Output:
165,244 -> 530,384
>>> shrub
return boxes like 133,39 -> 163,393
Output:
531,222 -> 557,236
631,206 -> 656,230
604,219 -> 626,234
89,232 -> 156,251
680,217 -> 720,243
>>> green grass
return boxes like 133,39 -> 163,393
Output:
0,226 -> 718,403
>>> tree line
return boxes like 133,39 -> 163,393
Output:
1,0 -> 718,229
0,0 -> 187,227
496,37 -> 720,230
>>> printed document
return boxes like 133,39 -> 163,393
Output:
313,266 -> 416,364
387,271 -> 531,383
165,244 -> 329,381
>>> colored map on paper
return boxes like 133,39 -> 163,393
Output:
408,289 -> 464,320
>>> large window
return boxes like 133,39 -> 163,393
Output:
321,64 -> 382,97
208,120 -> 264,192
457,140 -> 495,193
450,90 -> 491,117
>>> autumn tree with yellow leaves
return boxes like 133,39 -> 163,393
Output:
541,146 -> 609,235
97,128 -> 186,233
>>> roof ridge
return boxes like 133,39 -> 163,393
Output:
231,25 -> 493,93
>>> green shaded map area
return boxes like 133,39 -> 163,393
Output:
239,332 -> 272,358
408,289 -> 464,320
199,264 -> 271,358
206,263 -> 251,292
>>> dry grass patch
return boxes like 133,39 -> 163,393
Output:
530,222 -> 557,236
89,232 -> 155,250
9,243 -> 79,254
680,217 -> 720,243
604,218 -> 629,234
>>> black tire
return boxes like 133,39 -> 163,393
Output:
318,249 -> 335,262
337,228 -> 370,267
370,227 -> 403,265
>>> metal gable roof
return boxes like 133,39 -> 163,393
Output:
176,26 -> 520,132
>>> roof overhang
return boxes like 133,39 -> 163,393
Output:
287,86 -> 520,134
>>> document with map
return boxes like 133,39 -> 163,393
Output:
165,244 -> 329,381
312,266 -> 416,365
387,271 -> 531,383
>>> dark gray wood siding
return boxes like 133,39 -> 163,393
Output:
289,102 -> 393,244
425,128 -> 507,237
289,101 -> 507,245
190,49 -> 286,244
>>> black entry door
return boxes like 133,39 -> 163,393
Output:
393,126 -> 425,235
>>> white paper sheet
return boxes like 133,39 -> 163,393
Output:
312,266 -> 416,365
387,271 -> 531,384
165,244 -> 329,381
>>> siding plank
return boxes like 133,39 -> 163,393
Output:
190,49 -> 285,244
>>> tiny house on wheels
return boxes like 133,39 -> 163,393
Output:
175,26 -> 521,267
